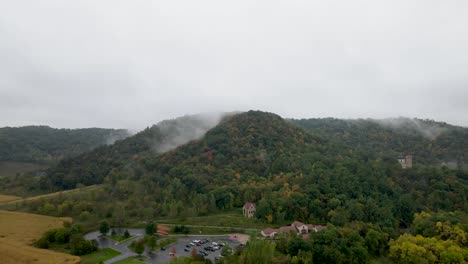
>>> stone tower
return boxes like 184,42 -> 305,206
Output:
405,155 -> 413,168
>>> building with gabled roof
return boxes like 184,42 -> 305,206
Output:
243,202 -> 256,218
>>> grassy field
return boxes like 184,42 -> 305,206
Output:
0,210 -> 80,264
0,161 -> 49,177
156,212 -> 274,229
0,194 -> 20,203
114,256 -> 148,264
80,248 -> 121,264
0,184 -> 102,206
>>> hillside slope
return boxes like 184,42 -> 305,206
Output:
16,111 -> 464,227
41,113 -> 223,189
290,117 -> 468,167
0,126 -> 129,163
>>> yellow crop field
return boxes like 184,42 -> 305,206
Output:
0,194 -> 20,203
0,210 -> 80,264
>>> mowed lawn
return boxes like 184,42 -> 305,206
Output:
0,210 -> 80,264
80,248 -> 121,264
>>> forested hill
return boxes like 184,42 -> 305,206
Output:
41,113 -> 223,189
290,117 -> 468,167
11,111 -> 467,263
33,111 -> 466,229
0,126 -> 130,163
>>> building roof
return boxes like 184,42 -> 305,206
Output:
279,226 -> 297,232
157,225 -> 171,231
262,228 -> 279,235
292,221 -> 305,227
243,202 -> 256,210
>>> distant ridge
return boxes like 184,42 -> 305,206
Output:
0,126 -> 130,163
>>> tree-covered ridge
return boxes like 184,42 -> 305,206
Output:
0,126 -> 129,162
143,111 -> 328,186
24,111 -> 464,231
290,117 -> 468,167
42,113 -> 223,190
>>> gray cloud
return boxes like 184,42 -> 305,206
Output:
1,0 -> 467,129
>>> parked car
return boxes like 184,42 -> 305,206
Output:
204,246 -> 213,251
160,247 -> 166,251
184,248 -> 190,252
213,246 -> 220,250
189,242 -> 195,246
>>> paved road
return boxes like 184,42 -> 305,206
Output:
84,228 -> 144,264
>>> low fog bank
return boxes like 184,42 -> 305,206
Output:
153,112 -> 225,153
105,129 -> 132,145
375,117 -> 450,140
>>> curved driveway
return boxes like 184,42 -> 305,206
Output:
84,229 -> 144,264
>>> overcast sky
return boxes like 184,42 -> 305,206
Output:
1,0 -> 467,130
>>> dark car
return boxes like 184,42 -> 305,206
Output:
160,247 -> 166,251
204,246 -> 213,251
184,248 -> 190,252
199,250 -> 208,256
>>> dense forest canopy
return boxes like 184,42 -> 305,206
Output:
290,117 -> 467,167
41,113 -> 223,190
0,125 -> 130,162
19,111 -> 466,228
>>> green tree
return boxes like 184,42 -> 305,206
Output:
364,229 -> 389,256
145,221 -> 156,235
99,220 -> 110,236
54,228 -> 71,244
221,244 -> 232,256
134,240 -> 145,255
70,234 -> 96,255
389,233 -> 467,264
238,239 -> 275,264
147,236 -> 157,252
287,237 -> 311,256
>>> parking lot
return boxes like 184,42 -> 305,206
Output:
146,235 -> 242,263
